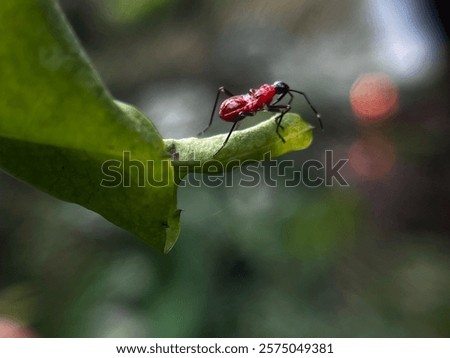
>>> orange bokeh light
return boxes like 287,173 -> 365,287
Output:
348,134 -> 396,180
350,73 -> 398,122
0,318 -> 36,338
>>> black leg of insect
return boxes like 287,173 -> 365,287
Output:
213,121 -> 239,155
214,112 -> 253,156
271,91 -> 289,106
198,87 -> 235,136
267,104 -> 291,143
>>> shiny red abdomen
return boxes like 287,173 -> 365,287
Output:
219,84 -> 276,122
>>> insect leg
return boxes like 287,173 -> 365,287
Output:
214,121 -> 239,155
267,104 -> 291,143
198,87 -> 235,136
271,92 -> 287,106
287,92 -> 294,105
214,111 -> 253,155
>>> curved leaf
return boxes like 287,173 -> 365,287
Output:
0,0 -> 179,252
0,0 -> 315,253
165,113 -> 313,175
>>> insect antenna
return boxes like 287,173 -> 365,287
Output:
289,90 -> 323,130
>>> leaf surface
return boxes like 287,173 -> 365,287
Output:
0,0 -> 179,252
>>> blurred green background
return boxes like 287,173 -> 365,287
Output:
0,0 -> 449,337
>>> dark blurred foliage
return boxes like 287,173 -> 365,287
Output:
0,0 -> 449,337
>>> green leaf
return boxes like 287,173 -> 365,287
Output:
0,0 -> 315,253
0,0 -> 179,253
165,113 -> 313,176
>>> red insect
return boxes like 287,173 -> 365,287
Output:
198,81 -> 323,154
